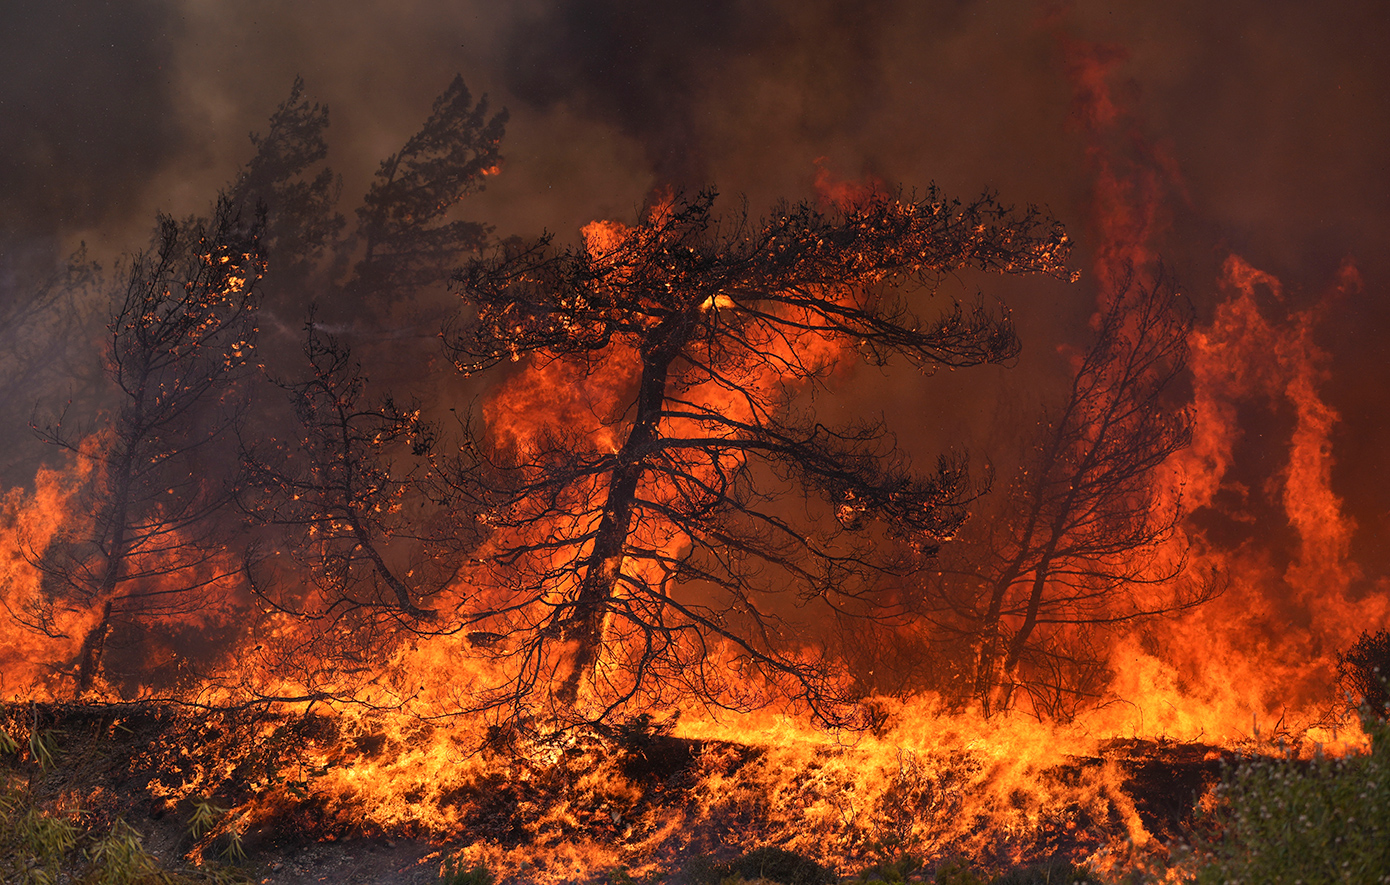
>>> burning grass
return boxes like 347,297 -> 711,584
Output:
1,698 -> 1322,885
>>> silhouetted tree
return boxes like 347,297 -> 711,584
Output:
240,320 -> 470,626
1339,629 -> 1390,720
446,188 -> 1076,724
352,75 -> 506,307
0,247 -> 102,483
35,199 -> 263,693
919,268 -> 1219,718
229,76 -> 345,288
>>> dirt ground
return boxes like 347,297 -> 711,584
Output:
231,838 -> 441,885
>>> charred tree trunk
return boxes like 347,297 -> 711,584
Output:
74,391 -> 144,694
993,557 -> 1053,714
973,465 -> 1059,714
75,599 -> 115,694
556,314 -> 693,704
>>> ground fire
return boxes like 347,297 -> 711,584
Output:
2,5 -> 1388,884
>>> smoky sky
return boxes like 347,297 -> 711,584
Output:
498,0 -> 894,188
0,1 -> 185,250
2,0 -> 1388,565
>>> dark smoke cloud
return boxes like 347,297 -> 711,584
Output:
498,0 -> 897,190
0,1 -> 185,246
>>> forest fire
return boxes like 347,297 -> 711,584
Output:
2,3 -> 1388,883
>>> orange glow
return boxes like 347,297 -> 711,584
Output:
812,157 -> 881,210
0,460 -> 92,697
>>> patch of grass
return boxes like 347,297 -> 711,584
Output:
1195,717 -> 1390,884
439,855 -> 495,885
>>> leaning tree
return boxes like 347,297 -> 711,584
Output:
33,199 -> 263,694
446,188 -> 1076,725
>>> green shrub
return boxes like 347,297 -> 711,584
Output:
846,852 -> 928,883
685,846 -> 835,885
727,847 -> 836,885
1196,719 -> 1390,884
845,856 -> 1097,885
0,784 -> 79,885
2,777 -> 243,885
934,856 -> 983,885
83,819 -> 171,885
439,856 -> 495,885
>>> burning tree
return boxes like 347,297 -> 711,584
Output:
220,74 -> 504,695
33,200 -> 263,694
919,268 -> 1219,718
239,321 -> 472,632
446,189 -> 1075,724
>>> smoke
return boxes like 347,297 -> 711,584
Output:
1,0 -> 1387,708
496,0 -> 895,190
0,1 -> 185,248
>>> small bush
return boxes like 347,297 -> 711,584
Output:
2,776 -> 240,885
686,846 -> 835,885
1339,629 -> 1390,719
729,847 -> 836,885
1196,718 -> 1390,884
933,857 -> 983,885
439,856 -> 495,885
83,819 -> 170,885
847,853 -> 928,883
0,785 -> 79,884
